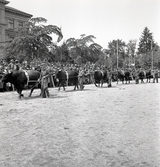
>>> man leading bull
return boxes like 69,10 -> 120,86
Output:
78,67 -> 85,90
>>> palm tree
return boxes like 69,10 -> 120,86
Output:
66,34 -> 96,63
4,17 -> 63,62
88,43 -> 103,63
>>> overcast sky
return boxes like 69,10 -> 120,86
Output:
8,0 -> 160,48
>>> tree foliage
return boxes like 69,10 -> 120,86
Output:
107,39 -> 126,68
138,27 -> 156,54
137,27 -> 160,68
4,17 -> 63,62
3,21 -> 160,69
51,34 -> 104,64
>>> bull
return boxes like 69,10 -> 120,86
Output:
138,70 -> 146,83
114,70 -> 125,84
124,70 -> 133,84
55,70 -> 79,91
146,69 -> 152,83
94,70 -> 112,87
1,70 -> 41,98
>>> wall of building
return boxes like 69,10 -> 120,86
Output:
5,12 -> 30,42
0,2 -> 6,58
0,1 -> 32,59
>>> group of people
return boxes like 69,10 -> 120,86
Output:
0,58 -> 159,94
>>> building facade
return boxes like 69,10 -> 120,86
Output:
0,0 -> 32,58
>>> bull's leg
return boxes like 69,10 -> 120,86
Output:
63,84 -> 65,91
94,80 -> 98,87
75,85 -> 78,90
58,86 -> 61,91
58,82 -> 62,91
122,78 -> 124,84
95,83 -> 98,87
108,83 -> 112,87
20,94 -> 24,97
17,88 -> 23,99
101,80 -> 103,87
117,76 -> 119,84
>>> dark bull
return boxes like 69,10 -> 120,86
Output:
1,70 -> 41,98
94,70 -> 112,87
55,70 -> 79,91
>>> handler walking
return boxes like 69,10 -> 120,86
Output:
41,69 -> 50,98
78,67 -> 85,90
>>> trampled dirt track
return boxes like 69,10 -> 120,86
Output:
0,80 -> 160,167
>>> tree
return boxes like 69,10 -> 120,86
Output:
125,40 -> 137,67
137,27 -> 160,68
107,39 -> 126,69
87,43 -> 103,63
138,27 -> 156,54
65,34 -> 99,63
4,17 -> 63,62
50,42 -> 70,62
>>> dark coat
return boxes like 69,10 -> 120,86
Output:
56,70 -> 79,90
2,70 -> 41,98
94,70 -> 112,87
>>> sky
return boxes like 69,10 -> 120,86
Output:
8,0 -> 160,48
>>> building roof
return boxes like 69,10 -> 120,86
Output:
5,6 -> 33,18
0,0 -> 9,5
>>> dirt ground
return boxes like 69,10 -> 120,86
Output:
0,80 -> 160,167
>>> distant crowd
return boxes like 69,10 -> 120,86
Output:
0,59 -> 107,75
0,58 -> 159,78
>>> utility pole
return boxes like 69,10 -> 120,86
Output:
128,46 -> 130,68
151,39 -> 153,69
134,54 -> 136,68
117,40 -> 118,69
148,38 -> 153,69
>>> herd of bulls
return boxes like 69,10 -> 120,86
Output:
112,69 -> 159,84
1,68 -> 159,98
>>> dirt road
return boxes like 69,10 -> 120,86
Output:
0,81 -> 160,167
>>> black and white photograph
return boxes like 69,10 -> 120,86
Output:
0,0 -> 160,166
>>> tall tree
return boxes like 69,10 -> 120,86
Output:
137,27 -> 160,68
4,17 -> 63,62
138,27 -> 155,54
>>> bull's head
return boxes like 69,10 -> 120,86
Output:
1,73 -> 13,84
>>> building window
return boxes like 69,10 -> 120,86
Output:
8,19 -> 14,29
18,21 -> 23,28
